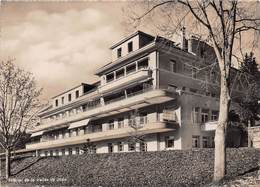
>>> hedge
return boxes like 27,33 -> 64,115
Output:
4,148 -> 260,186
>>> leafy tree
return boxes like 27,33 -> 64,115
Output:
0,60 -> 42,179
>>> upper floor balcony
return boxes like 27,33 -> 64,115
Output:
32,86 -> 178,133
99,67 -> 152,93
26,118 -> 178,150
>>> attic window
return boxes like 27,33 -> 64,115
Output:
117,48 -> 122,58
55,99 -> 58,107
68,94 -> 72,102
128,42 -> 133,52
106,73 -> 114,83
76,90 -> 79,98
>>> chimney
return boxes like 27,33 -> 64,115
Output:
181,27 -> 188,51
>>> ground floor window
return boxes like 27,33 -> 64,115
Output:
61,149 -> 66,156
55,149 -> 59,156
211,136 -> 215,148
75,147 -> 80,155
108,143 -> 113,153
68,148 -> 73,155
50,150 -> 53,156
202,136 -> 209,148
118,142 -> 124,152
192,136 -> 200,148
128,142 -> 136,151
165,136 -> 175,148
140,142 -> 147,152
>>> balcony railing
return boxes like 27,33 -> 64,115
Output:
99,68 -> 152,93
36,86 -> 176,131
201,120 -> 218,131
36,119 -> 157,144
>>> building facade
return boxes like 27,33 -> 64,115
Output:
26,31 -> 243,157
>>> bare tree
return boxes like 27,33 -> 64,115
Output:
0,60 -> 42,179
126,0 -> 260,182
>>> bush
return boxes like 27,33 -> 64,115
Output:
6,148 -> 260,186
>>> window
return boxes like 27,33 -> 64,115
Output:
61,97 -> 64,105
211,110 -> 219,121
92,145 -> 97,154
75,90 -> 79,98
165,136 -> 174,148
44,151 -> 48,157
69,130 -> 73,137
55,149 -> 59,156
106,72 -> 114,83
117,47 -> 122,58
75,147 -> 80,155
118,142 -> 124,152
138,59 -> 148,70
128,41 -> 133,52
192,136 -> 200,148
55,99 -> 58,107
201,109 -> 209,123
203,137 -> 209,148
170,60 -> 177,72
108,143 -> 113,153
140,142 -> 147,152
75,128 -> 80,136
108,120 -> 114,130
139,113 -> 147,125
128,142 -> 136,151
118,118 -> 124,128
61,149 -> 65,156
126,63 -> 136,75
116,68 -> 125,79
68,148 -> 73,155
68,94 -> 72,102
193,107 -> 200,123
62,131 -> 65,139
93,124 -> 102,132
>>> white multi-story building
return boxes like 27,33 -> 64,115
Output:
26,30 -> 243,157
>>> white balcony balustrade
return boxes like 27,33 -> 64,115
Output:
201,121 -> 218,131
26,117 -> 179,150
99,68 -> 152,93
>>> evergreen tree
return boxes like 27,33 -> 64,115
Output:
237,53 -> 260,127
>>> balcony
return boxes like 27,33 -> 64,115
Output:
201,121 -> 218,131
99,68 -> 152,93
31,87 -> 177,133
26,120 -> 178,150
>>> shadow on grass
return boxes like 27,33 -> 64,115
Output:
11,157 -> 45,177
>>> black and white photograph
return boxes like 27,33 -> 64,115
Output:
0,0 -> 260,186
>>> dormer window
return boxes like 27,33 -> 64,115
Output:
75,90 -> 79,98
128,41 -> 133,52
117,47 -> 122,58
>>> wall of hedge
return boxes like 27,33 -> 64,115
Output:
7,148 -> 260,186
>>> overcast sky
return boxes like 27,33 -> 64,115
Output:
1,2 -> 131,102
1,1 -> 259,102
